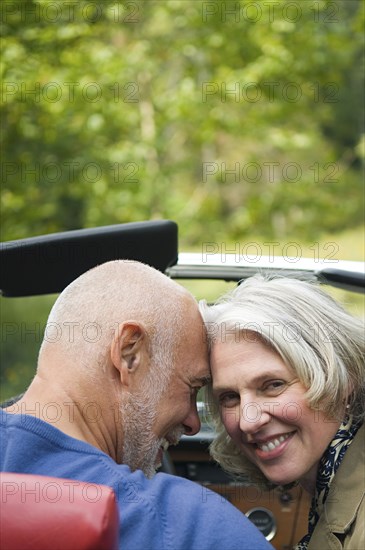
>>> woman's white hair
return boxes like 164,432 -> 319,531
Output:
200,274 -> 365,487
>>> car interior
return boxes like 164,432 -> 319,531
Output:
1,220 -> 364,549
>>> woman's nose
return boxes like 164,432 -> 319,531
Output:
239,400 -> 271,434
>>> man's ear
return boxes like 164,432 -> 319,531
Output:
111,322 -> 148,387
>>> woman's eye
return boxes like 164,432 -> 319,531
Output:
218,393 -> 240,408
262,380 -> 286,394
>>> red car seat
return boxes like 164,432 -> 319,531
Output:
0,472 -> 119,550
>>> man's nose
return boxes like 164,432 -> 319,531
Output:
182,400 -> 201,436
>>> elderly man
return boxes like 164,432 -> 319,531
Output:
1,260 -> 271,550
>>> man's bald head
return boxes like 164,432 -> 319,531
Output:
39,260 -> 202,381
15,260 -> 209,470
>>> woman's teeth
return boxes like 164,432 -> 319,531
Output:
258,433 -> 291,453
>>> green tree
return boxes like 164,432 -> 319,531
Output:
1,0 -> 363,244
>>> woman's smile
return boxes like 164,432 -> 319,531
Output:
252,431 -> 294,459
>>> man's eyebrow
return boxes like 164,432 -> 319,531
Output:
192,375 -> 211,386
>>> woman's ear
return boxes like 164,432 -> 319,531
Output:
110,322 -> 148,387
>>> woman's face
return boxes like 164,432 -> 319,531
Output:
210,334 -> 342,493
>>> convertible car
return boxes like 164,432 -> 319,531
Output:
1,220 -> 364,549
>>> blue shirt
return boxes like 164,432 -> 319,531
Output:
0,410 -> 272,550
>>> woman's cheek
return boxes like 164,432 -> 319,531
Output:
221,407 -> 240,433
278,400 -> 304,423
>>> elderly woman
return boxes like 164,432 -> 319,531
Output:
201,275 -> 364,550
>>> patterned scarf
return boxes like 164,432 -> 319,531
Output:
295,415 -> 362,550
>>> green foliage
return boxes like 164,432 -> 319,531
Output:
1,1 -> 364,400
0,295 -> 55,401
1,0 -> 364,244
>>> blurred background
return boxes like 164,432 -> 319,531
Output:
1,0 -> 364,400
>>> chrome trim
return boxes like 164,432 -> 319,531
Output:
245,507 -> 277,541
166,253 -> 365,292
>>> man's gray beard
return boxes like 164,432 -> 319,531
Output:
121,388 -> 162,478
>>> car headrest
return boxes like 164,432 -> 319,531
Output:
0,220 -> 178,296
